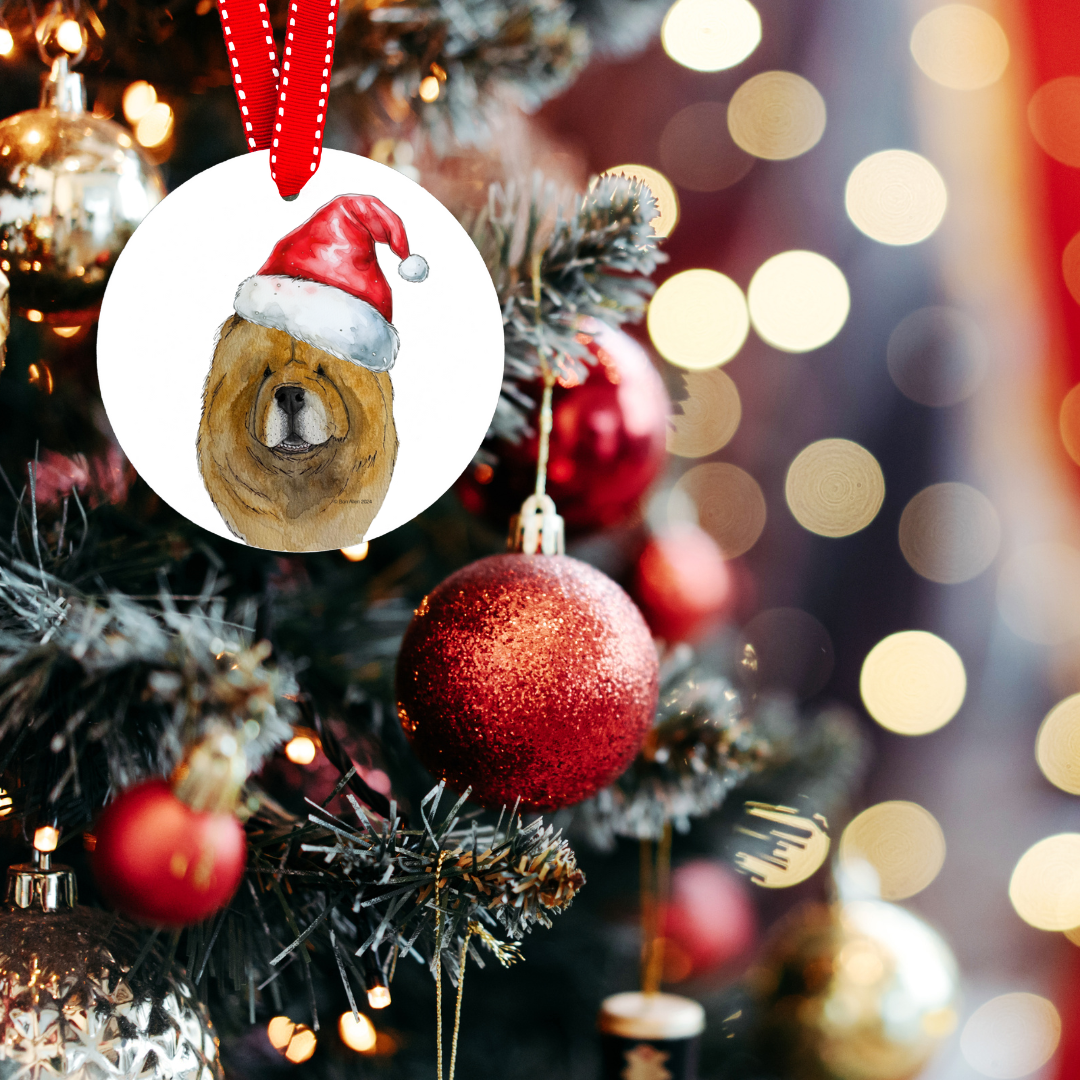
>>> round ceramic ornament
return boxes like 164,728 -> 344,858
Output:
97,149 -> 503,552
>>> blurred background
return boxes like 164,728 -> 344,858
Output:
4,0 -> 1080,1078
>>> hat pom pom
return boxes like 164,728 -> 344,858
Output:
399,254 -> 428,283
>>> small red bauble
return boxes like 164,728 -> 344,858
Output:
92,779 -> 247,927
396,553 -> 659,810
661,860 -> 757,980
457,321 -> 670,533
634,524 -> 734,643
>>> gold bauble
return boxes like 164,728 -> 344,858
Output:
747,900 -> 960,1080
0,58 -> 165,325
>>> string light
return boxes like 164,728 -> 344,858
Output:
123,81 -> 157,124
727,71 -> 826,160
0,28 -> 13,56
284,734 -> 317,765
135,103 -> 174,149
339,1012 -> 377,1052
341,541 -> 369,561
666,368 -> 741,458
734,803 -> 830,888
1010,834 -> 1080,932
845,150 -> 948,245
960,993 -> 1061,1080
785,439 -> 885,538
661,0 -> 761,72
56,19 -> 84,53
675,462 -> 766,558
267,1017 -> 317,1063
52,326 -> 80,339
0,789 -> 12,817
34,826 -> 59,852
367,985 -> 391,1009
1036,695 -> 1080,795
419,76 -> 440,102
840,801 -> 946,900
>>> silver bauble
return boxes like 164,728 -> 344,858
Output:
0,58 -> 165,325
0,859 -> 222,1080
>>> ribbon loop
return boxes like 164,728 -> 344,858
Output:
218,0 -> 339,200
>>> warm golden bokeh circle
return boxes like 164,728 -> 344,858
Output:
996,542 -> 1080,644
1058,382 -> 1080,467
960,993 -> 1061,1080
839,800 -> 946,900
1029,77 -> 1080,168
648,269 -> 749,370
1035,694 -> 1080,795
661,0 -> 762,72
1008,833 -> 1080,931
747,250 -> 850,352
845,150 -> 948,246
859,630 -> 966,735
675,462 -> 766,557
659,102 -> 755,193
667,368 -> 742,458
727,71 -> 827,161
600,164 -> 680,238
785,439 -> 885,537
898,482 -> 1000,584
910,5 -> 1010,91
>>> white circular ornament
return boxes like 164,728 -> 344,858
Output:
98,149 -> 503,552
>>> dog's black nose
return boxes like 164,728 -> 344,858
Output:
275,386 -> 305,416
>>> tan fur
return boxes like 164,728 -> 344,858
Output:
197,316 -> 397,551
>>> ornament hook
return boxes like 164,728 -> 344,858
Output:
510,493 -> 565,555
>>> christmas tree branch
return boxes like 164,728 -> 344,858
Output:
469,172 -> 667,441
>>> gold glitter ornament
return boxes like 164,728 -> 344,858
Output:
0,855 -> 222,1079
0,58 -> 165,325
746,899 -> 959,1080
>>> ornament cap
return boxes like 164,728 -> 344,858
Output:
171,727 -> 248,814
40,56 -> 86,115
6,859 -> 78,912
510,493 -> 565,555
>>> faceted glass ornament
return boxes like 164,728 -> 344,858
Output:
0,904 -> 222,1079
0,58 -> 165,324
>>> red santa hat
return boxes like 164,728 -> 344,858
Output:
233,194 -> 428,373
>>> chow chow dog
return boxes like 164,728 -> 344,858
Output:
196,315 -> 397,551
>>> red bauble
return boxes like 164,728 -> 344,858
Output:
661,860 -> 757,980
396,554 -> 659,810
92,779 -> 247,927
634,524 -> 734,643
457,321 -> 670,532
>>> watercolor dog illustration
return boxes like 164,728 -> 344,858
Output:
197,194 -> 428,551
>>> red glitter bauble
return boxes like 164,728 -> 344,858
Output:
92,779 -> 247,927
456,321 -> 670,533
633,524 -> 734,643
396,554 -> 659,810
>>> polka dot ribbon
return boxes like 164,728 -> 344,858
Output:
216,0 -> 339,199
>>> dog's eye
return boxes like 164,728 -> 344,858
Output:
316,365 -> 326,378
263,366 -> 272,379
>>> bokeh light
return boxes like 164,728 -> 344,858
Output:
418,76 -> 440,102
659,102 -> 754,192
339,1012 -> 377,1053
661,0 -> 761,72
960,993 -> 1061,1079
996,542 -> 1080,644
1009,833 -> 1080,931
0,28 -> 15,56
675,462 -> 766,557
648,269 -> 749,370
898,482 -> 1000,583
267,1017 -> 317,1063
739,607 -> 834,699
341,541 -> 369,561
33,825 -> 59,853
123,81 -> 157,124
910,5 -> 1010,91
839,801 -> 946,900
1062,231 -> 1080,306
845,150 -> 948,245
886,306 -> 988,406
285,735 -> 317,765
860,630 -> 966,736
1029,77 -> 1080,168
1060,383 -> 1080,465
1036,695 -> 1080,795
601,164 -> 679,237
135,102 -> 174,148
667,368 -> 741,458
734,803 -> 830,888
747,250 -> 850,352
785,438 -> 885,537
56,18 -> 84,53
727,71 -> 826,160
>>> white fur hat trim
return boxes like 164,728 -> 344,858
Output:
234,275 -> 400,373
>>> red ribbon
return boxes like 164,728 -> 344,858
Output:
217,0 -> 339,199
